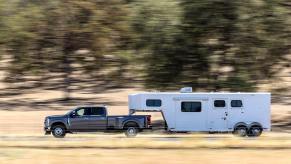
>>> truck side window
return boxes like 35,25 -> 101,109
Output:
231,100 -> 243,107
214,100 -> 226,107
76,108 -> 85,116
181,102 -> 201,112
76,108 -> 91,116
146,99 -> 162,107
91,107 -> 106,116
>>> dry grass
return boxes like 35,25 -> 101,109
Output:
1,133 -> 291,149
1,133 -> 291,164
1,148 -> 291,164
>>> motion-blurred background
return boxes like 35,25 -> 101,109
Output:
0,1 -> 291,163
0,0 -> 290,124
1,0 -> 290,96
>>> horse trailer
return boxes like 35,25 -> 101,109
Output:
129,88 -> 271,137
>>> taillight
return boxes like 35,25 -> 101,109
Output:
147,115 -> 151,125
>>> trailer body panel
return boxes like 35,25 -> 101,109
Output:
129,92 -> 271,132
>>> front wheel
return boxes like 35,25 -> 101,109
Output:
52,125 -> 66,138
124,127 -> 138,138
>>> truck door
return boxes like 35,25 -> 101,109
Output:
207,99 -> 228,131
174,100 -> 207,131
86,107 -> 107,130
69,107 -> 91,130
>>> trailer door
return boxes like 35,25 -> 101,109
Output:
174,100 -> 207,131
207,99 -> 228,131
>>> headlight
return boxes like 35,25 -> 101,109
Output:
46,118 -> 50,126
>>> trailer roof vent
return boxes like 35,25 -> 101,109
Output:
180,87 -> 192,93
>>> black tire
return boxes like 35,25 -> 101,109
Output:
52,125 -> 66,138
233,126 -> 247,137
247,126 -> 262,137
124,122 -> 139,138
124,127 -> 138,138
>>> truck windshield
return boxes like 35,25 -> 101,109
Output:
66,109 -> 76,115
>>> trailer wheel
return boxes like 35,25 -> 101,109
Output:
233,126 -> 247,137
247,126 -> 262,137
124,122 -> 139,138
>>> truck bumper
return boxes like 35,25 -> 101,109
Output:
44,127 -> 51,135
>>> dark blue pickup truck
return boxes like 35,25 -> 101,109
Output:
44,106 -> 151,138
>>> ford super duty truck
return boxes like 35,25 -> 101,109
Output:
44,106 -> 151,138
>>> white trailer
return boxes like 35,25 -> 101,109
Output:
128,88 -> 271,137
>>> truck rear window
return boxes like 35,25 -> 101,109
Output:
91,107 -> 106,115
146,99 -> 162,107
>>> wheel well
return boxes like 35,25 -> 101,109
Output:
234,122 -> 262,130
234,122 -> 247,129
123,121 -> 139,129
51,122 -> 66,129
249,123 -> 263,129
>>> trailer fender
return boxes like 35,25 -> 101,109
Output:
234,122 -> 248,129
249,122 -> 263,129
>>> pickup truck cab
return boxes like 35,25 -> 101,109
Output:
44,106 -> 151,138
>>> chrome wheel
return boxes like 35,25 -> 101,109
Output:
233,126 -> 247,137
248,126 -> 262,137
52,125 -> 66,138
125,127 -> 138,137
238,128 -> 247,136
54,127 -> 63,136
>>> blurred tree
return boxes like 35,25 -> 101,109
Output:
0,0 -> 290,96
0,0 -> 130,99
129,0 -> 183,89
132,0 -> 291,91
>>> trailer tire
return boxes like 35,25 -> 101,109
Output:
233,126 -> 247,137
247,126 -> 262,137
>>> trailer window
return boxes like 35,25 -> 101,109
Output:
181,102 -> 201,112
146,99 -> 162,107
231,100 -> 243,107
214,100 -> 226,107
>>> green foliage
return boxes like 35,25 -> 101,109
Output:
129,0 -> 183,89
132,0 -> 291,91
0,0 -> 290,96
0,0 -> 131,98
